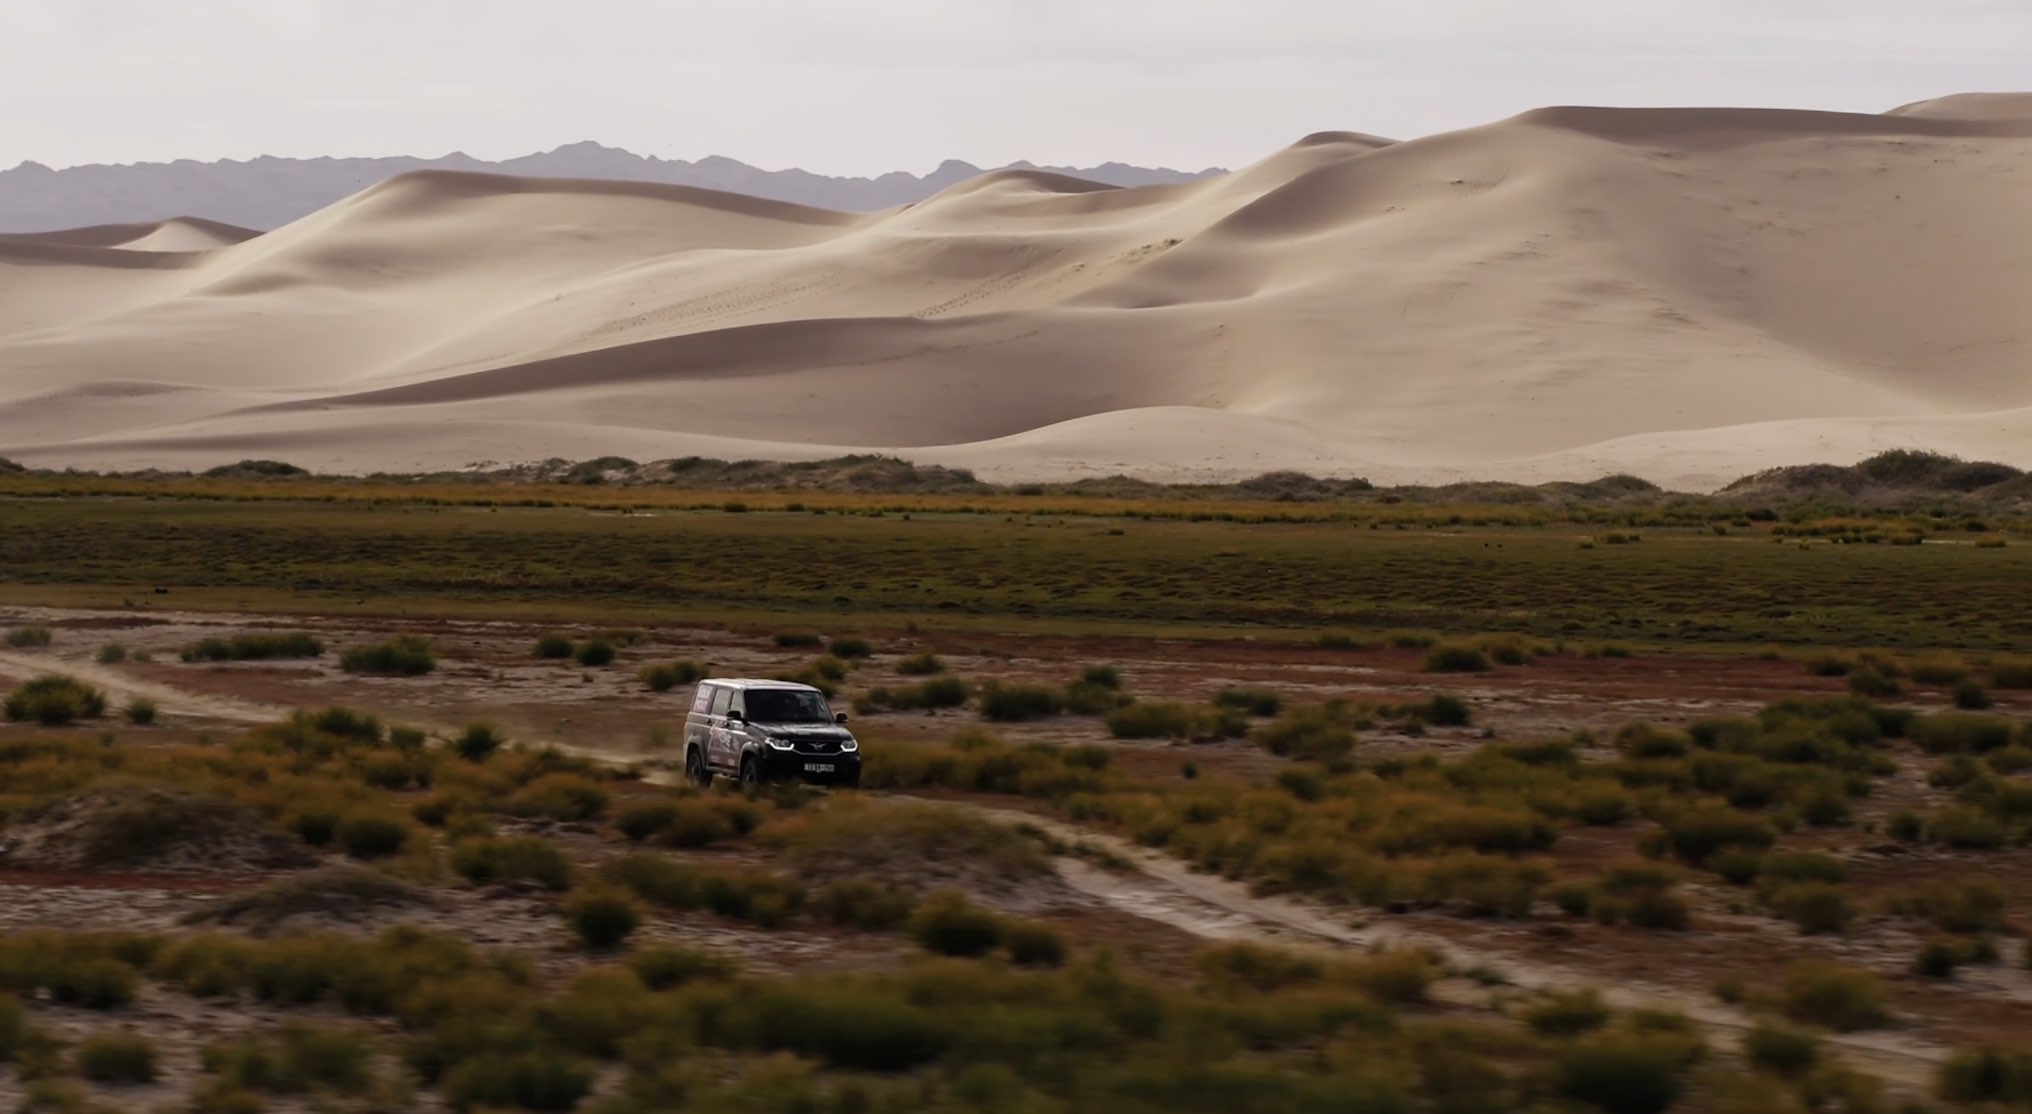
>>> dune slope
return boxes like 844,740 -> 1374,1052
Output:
3,96 -> 2031,489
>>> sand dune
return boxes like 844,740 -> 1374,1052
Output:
4,94 -> 2030,489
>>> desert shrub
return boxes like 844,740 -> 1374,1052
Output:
861,677 -> 970,713
910,892 -> 1002,957
1780,961 -> 1891,1031
896,652 -> 944,675
607,855 -> 806,927
1929,806 -> 2010,849
658,798 -> 735,849
614,800 -> 681,844
1950,678 -> 1999,715
1916,938 -> 1967,979
3,675 -> 107,725
1418,694 -> 1472,727
1910,712 -> 2015,754
0,993 -> 22,1060
336,815 -> 408,860
1079,664 -> 1124,689
815,879 -> 916,931
1990,656 -> 2032,689
76,1032 -> 157,1083
451,837 -> 572,890
1743,1023 -> 1820,1078
627,946 -> 738,990
1318,630 -> 1363,650
1846,667 -> 1900,698
1884,879 -> 2008,934
1340,950 -> 1435,1004
1425,643 -> 1492,673
979,683 -> 1063,722
1196,943 -> 1325,993
203,1026 -> 375,1096
1213,686 -> 1283,717
1105,701 -> 1204,740
573,639 -> 616,667
1937,1046 -> 2032,1105
506,774 -> 610,822
564,888 -> 640,950
1388,630 -> 1438,649
773,632 -> 823,649
122,698 -> 157,725
1255,704 -> 1358,762
1765,883 -> 1851,935
1655,805 -> 1774,865
1556,1036 -> 1688,1114
1909,653 -> 1971,685
1523,989 -> 1611,1036
440,1051 -> 591,1113
640,659 -> 710,691
828,637 -> 874,660
96,642 -> 128,664
532,633 -> 574,659
452,722 -> 504,762
5,626 -> 53,648
338,635 -> 435,676
1001,921 -> 1069,967
182,632 -> 324,662
1062,678 -> 1130,714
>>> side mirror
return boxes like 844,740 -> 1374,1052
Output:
727,710 -> 745,723
835,712 -> 849,724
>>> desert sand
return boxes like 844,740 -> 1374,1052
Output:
3,94 -> 2030,489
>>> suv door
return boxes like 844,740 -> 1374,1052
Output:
706,685 -> 735,771
684,684 -> 716,766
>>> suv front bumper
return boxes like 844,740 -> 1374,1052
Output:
759,749 -> 862,787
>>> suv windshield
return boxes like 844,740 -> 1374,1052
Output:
745,688 -> 833,725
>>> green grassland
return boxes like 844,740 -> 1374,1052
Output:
3,497 -> 2030,649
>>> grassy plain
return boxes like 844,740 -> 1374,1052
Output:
4,496 -> 2030,649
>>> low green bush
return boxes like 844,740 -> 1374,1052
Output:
564,888 -> 640,950
4,625 -> 53,648
3,674 -> 107,725
1425,643 -> 1492,673
77,1031 -> 157,1083
1213,686 -> 1282,717
896,652 -> 945,675
338,635 -> 436,676
1555,1035 -> 1689,1114
815,879 -> 917,931
1990,656 -> 2032,689
1254,704 -> 1358,761
453,722 -> 504,762
533,632 -> 574,659
627,946 -> 737,990
1780,961 -> 1891,1031
979,683 -> 1063,722
773,632 -> 823,649
451,837 -> 573,890
1742,1023 -> 1820,1078
1001,921 -> 1068,967
1954,679 -> 1994,710
123,698 -> 158,725
829,637 -> 874,660
97,642 -> 128,664
640,659 -> 710,691
1938,1046 -> 2032,1105
336,815 -> 408,860
910,892 -> 1002,957
860,676 -> 970,713
574,639 -> 616,667
1884,879 -> 2008,934
506,774 -> 610,822
202,1025 -> 376,1096
440,1050 -> 592,1113
1522,989 -> 1611,1036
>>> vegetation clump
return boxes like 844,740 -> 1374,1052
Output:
338,635 -> 436,676
182,631 -> 324,662
3,674 -> 107,725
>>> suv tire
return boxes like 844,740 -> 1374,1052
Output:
686,746 -> 713,788
739,754 -> 762,790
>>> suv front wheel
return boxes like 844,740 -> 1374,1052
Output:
739,754 -> 762,790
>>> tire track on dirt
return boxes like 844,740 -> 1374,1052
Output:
0,650 -> 285,724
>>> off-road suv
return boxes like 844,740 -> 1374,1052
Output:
682,679 -> 861,789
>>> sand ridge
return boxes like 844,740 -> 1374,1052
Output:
2,94 -> 2030,488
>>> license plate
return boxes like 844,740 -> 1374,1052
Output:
804,763 -> 835,773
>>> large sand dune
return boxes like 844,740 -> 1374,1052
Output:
5,95 -> 2031,488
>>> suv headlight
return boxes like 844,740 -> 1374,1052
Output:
840,737 -> 859,752
765,736 -> 796,751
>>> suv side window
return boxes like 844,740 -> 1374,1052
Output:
709,687 -> 732,717
691,685 -> 715,714
727,692 -> 746,719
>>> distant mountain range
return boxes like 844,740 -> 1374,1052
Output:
0,142 -> 1225,231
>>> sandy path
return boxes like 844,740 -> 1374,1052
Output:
0,649 -> 285,723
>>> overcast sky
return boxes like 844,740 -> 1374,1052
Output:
8,0 -> 2029,174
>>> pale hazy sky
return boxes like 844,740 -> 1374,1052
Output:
8,0 -> 2029,173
